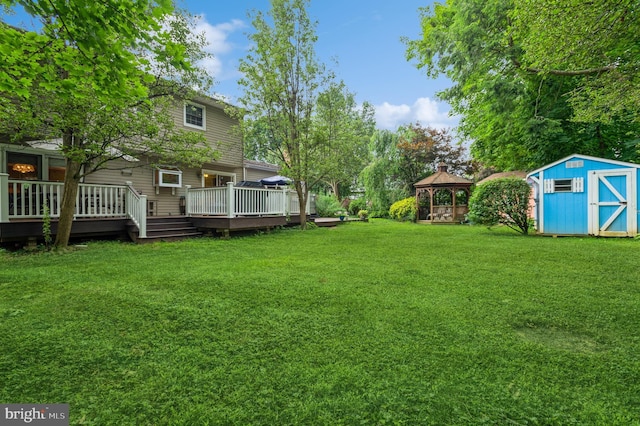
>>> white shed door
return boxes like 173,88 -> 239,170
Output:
588,169 -> 637,237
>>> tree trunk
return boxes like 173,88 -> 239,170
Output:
54,159 -> 82,248
54,131 -> 83,248
295,181 -> 308,230
330,180 -> 340,200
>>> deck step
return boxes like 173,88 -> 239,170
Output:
131,216 -> 203,243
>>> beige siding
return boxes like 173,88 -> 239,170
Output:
245,168 -> 278,182
170,98 -> 244,169
87,159 -> 247,217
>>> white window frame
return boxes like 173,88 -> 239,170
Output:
155,167 -> 183,188
201,169 -> 236,187
543,177 -> 584,193
184,102 -> 206,130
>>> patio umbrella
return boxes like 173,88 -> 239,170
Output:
260,175 -> 292,186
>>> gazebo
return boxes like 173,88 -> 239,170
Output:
414,164 -> 473,223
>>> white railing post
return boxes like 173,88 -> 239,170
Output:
0,173 -> 8,222
184,185 -> 191,216
138,194 -> 147,238
126,181 -> 147,239
285,190 -> 291,216
226,181 -> 235,218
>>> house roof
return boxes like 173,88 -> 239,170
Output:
243,159 -> 279,172
527,154 -> 640,178
414,164 -> 472,187
477,171 -> 527,185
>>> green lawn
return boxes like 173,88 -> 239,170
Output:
1,221 -> 639,425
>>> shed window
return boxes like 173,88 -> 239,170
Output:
543,178 -> 584,193
554,179 -> 573,192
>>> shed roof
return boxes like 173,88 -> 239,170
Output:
414,164 -> 472,187
477,171 -> 527,185
527,154 -> 640,178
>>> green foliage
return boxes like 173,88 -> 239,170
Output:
360,130 -> 406,217
396,123 -> 472,194
405,0 -> 640,170
314,81 -> 376,197
347,197 -> 366,215
468,178 -> 532,234
512,0 -> 640,123
315,194 -> 342,217
235,0 -> 330,228
389,196 -> 417,222
41,203 -> 52,249
1,223 -> 639,423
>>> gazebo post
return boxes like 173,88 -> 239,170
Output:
452,187 -> 457,222
429,188 -> 434,223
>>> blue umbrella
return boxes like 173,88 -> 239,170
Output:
260,175 -> 292,186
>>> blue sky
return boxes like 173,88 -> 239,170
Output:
2,0 -> 456,131
182,0 -> 455,131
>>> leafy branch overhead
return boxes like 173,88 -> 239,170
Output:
405,0 -> 640,171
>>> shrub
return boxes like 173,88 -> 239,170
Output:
468,178 -> 532,234
315,194 -> 342,217
348,197 -> 367,216
389,197 -> 417,222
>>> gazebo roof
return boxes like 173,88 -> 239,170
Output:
414,164 -> 472,188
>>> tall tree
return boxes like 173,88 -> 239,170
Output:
405,0 -> 640,170
314,81 -> 375,199
512,0 -> 640,123
360,129 -> 403,217
0,1 -> 217,247
235,0 -> 331,228
395,123 -> 471,195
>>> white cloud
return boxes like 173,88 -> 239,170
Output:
195,17 -> 245,55
193,15 -> 246,80
374,97 -> 457,131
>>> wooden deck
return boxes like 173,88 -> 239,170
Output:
0,214 -> 310,246
0,217 -> 130,245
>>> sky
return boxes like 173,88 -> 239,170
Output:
181,0 -> 456,131
2,0 -> 456,131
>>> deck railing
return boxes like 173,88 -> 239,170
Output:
1,175 -> 315,233
185,182 -> 314,217
3,178 -> 128,219
0,174 -> 146,237
125,181 -> 147,238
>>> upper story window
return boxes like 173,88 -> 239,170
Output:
184,102 -> 206,130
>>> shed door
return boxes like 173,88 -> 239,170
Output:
588,169 -> 637,237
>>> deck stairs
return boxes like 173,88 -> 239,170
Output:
132,216 -> 202,243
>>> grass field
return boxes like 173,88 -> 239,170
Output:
1,221 -> 639,425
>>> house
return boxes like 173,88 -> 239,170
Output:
527,154 -> 639,237
0,95 -> 312,245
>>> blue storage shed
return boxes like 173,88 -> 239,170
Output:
527,154 -> 639,237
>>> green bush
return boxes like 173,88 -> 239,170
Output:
468,178 -> 532,234
315,194 -> 342,217
389,197 -> 417,222
348,197 -> 367,215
